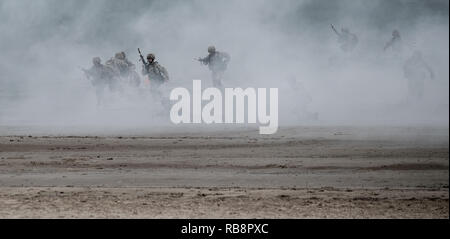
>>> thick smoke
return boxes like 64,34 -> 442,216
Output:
0,0 -> 448,133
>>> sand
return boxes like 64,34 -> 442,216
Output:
0,126 -> 448,218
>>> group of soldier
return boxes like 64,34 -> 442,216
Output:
331,24 -> 401,53
83,25 -> 434,108
82,51 -> 142,105
331,25 -> 435,101
83,46 -> 230,106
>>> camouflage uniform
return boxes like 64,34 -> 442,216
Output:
142,53 -> 169,88
141,53 -> 170,108
106,52 -> 140,87
199,46 -> 231,87
84,57 -> 118,105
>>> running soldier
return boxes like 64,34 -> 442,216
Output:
384,30 -> 402,53
197,46 -> 231,88
331,24 -> 358,52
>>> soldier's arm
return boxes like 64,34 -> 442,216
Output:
199,55 -> 210,65
83,67 -> 92,75
222,52 -> 231,63
126,59 -> 136,69
425,63 -> 435,80
161,66 -> 169,81
105,59 -> 113,66
126,59 -> 133,66
81,67 -> 92,79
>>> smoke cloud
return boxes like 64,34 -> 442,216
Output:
0,0 -> 448,134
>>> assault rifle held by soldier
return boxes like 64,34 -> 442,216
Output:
331,24 -> 341,37
138,48 -> 149,69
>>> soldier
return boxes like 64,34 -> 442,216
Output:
331,25 -> 358,52
82,57 -> 118,106
119,52 -> 135,70
384,30 -> 402,53
141,53 -> 169,88
140,52 -> 170,108
197,46 -> 231,88
403,51 -> 434,101
106,51 -> 140,87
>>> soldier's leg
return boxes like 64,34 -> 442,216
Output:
416,79 -> 425,99
212,71 -> 223,88
408,77 -> 424,100
95,84 -> 106,107
108,78 -> 119,92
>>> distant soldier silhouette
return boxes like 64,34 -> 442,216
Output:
197,46 -> 231,88
384,30 -> 402,53
331,24 -> 358,52
141,53 -> 169,89
82,57 -> 118,106
403,51 -> 434,101
139,51 -> 170,107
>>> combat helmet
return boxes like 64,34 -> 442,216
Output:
115,52 -> 125,60
392,30 -> 400,38
147,53 -> 155,61
208,46 -> 216,53
93,57 -> 101,65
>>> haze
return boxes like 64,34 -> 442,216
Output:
0,0 -> 448,134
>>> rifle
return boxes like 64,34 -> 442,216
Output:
138,48 -> 148,67
78,66 -> 91,80
195,57 -> 206,64
331,24 -> 340,37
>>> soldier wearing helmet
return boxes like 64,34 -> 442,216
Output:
208,46 -> 216,54
147,53 -> 155,61
120,52 -> 135,70
384,29 -> 402,53
92,57 -> 101,67
83,57 -> 118,106
85,57 -> 116,84
106,51 -> 136,76
198,45 -> 231,87
115,52 -> 124,60
105,51 -> 140,87
141,52 -> 169,88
